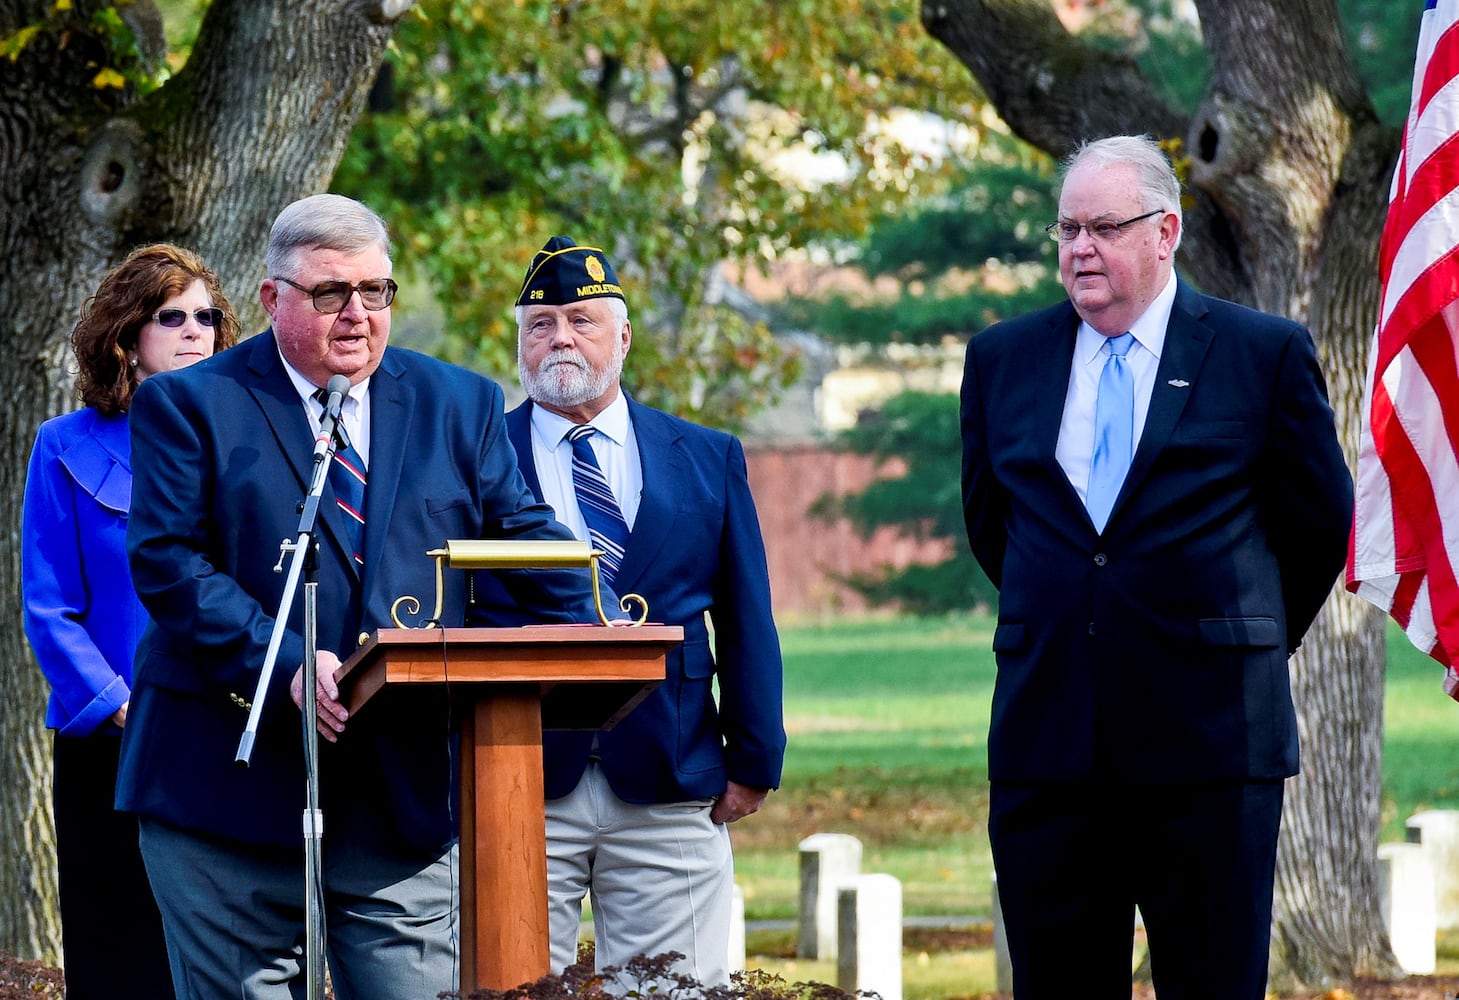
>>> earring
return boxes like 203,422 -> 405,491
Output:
129,357 -> 138,366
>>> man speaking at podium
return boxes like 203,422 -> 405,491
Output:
477,237 -> 786,985
117,195 -> 602,1000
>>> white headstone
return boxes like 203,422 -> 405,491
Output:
1406,810 -> 1459,930
836,874 -> 903,1000
1379,842 -> 1437,974
797,833 -> 863,959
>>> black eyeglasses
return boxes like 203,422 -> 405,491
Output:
152,307 -> 225,328
1045,209 -> 1165,243
274,276 -> 398,313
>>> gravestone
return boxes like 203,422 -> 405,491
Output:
797,833 -> 863,960
1379,842 -> 1436,974
1406,810 -> 1459,930
837,874 -> 903,1000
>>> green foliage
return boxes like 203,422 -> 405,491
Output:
151,0 -> 205,52
778,0 -> 1422,359
1381,622 -> 1459,840
809,391 -> 995,614
781,277 -> 1059,346
1075,0 -> 1209,115
818,392 -> 963,540
860,159 -> 1057,279
1340,0 -> 1424,126
838,558 -> 990,618
2,1 -> 169,93
775,133 -> 1061,347
1063,0 -> 1422,125
333,0 -> 976,429
0,23 -> 42,61
1053,0 -> 1417,126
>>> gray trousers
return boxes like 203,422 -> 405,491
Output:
546,761 -> 734,987
139,818 -> 458,1000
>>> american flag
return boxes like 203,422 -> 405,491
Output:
1348,0 -> 1459,694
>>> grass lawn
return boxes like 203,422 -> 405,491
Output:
727,613 -> 1459,996
732,615 -> 996,922
1382,628 -> 1459,839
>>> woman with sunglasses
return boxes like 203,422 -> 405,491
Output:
21,243 -> 240,999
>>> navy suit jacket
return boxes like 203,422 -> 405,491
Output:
961,283 -> 1352,784
117,332 -> 599,851
476,398 -> 786,804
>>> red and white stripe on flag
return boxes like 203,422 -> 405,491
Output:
1348,0 -> 1459,696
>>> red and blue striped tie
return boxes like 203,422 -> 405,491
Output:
566,424 -> 629,584
330,440 -> 367,570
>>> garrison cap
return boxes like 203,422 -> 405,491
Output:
516,236 -> 625,307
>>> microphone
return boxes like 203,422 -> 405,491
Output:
322,374 -> 350,422
313,374 -> 352,465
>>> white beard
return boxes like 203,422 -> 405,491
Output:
519,343 -> 624,409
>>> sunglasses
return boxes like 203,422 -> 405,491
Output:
152,307 -> 225,329
274,277 -> 398,313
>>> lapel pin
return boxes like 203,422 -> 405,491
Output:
1167,378 -> 1190,388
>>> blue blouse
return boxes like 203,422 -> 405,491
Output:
22,408 -> 148,737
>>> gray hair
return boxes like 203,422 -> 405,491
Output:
265,193 -> 392,279
1062,135 -> 1183,251
514,295 -> 630,333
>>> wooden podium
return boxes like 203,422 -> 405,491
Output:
338,625 -> 682,990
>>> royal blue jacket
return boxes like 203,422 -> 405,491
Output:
23,408 -> 145,737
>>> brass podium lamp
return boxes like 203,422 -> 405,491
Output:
390,539 -> 649,629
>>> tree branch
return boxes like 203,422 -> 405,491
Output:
920,0 -> 1184,158
1187,0 -> 1379,314
74,0 -> 415,325
917,0 -> 1257,294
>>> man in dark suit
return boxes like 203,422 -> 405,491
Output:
117,195 -> 602,1000
479,237 -> 785,984
960,136 -> 1352,999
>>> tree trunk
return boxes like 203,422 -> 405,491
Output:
1274,597 -> 1391,989
1270,117 -> 1401,989
0,342 -> 67,961
922,0 -> 1403,986
0,0 -> 412,961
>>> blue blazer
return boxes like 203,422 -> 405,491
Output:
23,408 -> 146,737
961,283 -> 1353,784
116,332 -> 600,851
477,398 -> 786,803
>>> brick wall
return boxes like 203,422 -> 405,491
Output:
743,444 -> 952,616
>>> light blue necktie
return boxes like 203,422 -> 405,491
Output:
567,424 -> 630,584
1086,332 -> 1135,533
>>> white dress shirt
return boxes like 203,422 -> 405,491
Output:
1055,271 -> 1177,502
279,354 -> 373,466
528,392 -> 642,537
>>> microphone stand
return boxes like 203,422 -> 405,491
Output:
236,380 -> 350,1000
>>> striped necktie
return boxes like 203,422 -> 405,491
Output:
566,424 -> 629,584
315,388 -> 367,569
330,440 -> 367,569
